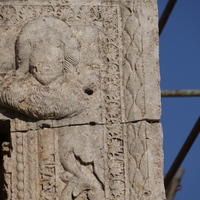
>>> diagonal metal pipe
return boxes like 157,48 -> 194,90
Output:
164,117 -> 200,190
159,0 -> 177,35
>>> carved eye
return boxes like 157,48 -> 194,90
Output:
33,66 -> 37,72
58,60 -> 63,65
17,57 -> 23,67
31,66 -> 37,73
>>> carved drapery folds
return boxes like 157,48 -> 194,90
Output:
0,1 -> 165,200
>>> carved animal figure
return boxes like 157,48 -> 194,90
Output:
58,127 -> 105,200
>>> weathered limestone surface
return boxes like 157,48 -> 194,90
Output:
0,0 -> 165,199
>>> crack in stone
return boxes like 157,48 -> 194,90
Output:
10,118 -> 160,133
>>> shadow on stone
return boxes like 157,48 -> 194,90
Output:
0,120 -> 10,200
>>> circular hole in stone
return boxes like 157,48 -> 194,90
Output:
144,190 -> 151,196
84,88 -> 94,95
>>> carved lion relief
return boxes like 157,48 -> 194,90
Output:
0,17 -> 87,119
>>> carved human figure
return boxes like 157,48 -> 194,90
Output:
0,17 -> 86,119
0,17 -> 105,199
28,34 -> 65,86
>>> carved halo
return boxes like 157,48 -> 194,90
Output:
15,17 -> 80,74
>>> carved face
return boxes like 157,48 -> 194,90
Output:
29,41 -> 64,85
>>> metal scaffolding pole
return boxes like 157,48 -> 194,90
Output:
159,1 -> 199,198
159,0 -> 177,35
164,117 -> 200,190
161,90 -> 200,97
166,167 -> 185,200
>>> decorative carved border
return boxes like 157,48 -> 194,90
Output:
27,131 -> 37,199
0,4 -> 75,26
99,6 -> 126,200
15,132 -> 24,200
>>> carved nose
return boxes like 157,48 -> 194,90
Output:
44,66 -> 51,71
39,64 -> 51,72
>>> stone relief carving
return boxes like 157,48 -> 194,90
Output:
38,129 -> 58,200
27,131 -> 38,200
58,127 -> 105,200
0,17 -> 87,119
0,4 -> 126,199
0,1 -> 164,200
121,2 -> 145,121
15,132 -> 24,200
98,6 -> 128,199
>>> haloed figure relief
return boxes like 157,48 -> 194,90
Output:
0,17 -> 105,200
0,17 -> 87,119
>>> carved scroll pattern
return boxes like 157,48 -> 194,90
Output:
99,6 -> 126,200
0,4 -> 74,26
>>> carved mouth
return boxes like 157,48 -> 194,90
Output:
33,72 -> 61,85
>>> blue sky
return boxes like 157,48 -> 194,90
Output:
158,1 -> 200,199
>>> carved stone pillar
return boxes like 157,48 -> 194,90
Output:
0,0 -> 166,199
